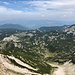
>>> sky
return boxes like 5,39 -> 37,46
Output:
0,0 -> 75,29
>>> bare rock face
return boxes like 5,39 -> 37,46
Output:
0,63 -> 8,75
3,35 -> 19,42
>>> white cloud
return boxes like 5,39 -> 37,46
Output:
0,1 -> 10,5
0,6 -> 42,21
3,2 -> 10,5
0,6 -> 23,14
18,0 -> 75,12
0,0 -> 75,21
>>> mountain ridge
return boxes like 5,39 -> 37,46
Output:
0,24 -> 29,30
39,25 -> 70,32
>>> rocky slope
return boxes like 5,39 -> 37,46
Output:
64,24 -> 75,35
0,54 -> 40,75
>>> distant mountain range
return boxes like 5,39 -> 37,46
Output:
0,24 -> 28,30
0,23 -> 73,31
39,25 -> 70,32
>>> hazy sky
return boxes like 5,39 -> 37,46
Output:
0,0 -> 75,28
